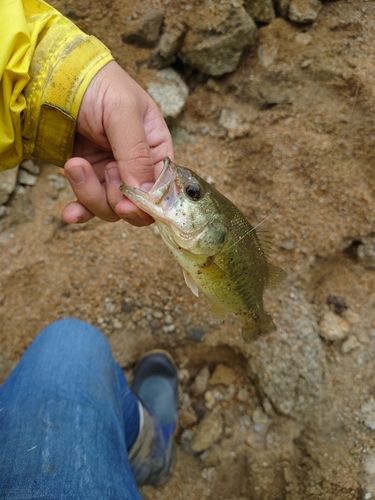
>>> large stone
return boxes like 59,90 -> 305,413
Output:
0,166 -> 18,205
249,290 -> 325,418
179,5 -> 256,76
147,69 -> 189,121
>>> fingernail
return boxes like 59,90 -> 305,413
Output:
67,167 -> 86,185
106,166 -> 121,184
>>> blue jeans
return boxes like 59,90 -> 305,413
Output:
0,319 -> 142,499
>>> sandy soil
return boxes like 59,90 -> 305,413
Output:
2,1 -> 375,498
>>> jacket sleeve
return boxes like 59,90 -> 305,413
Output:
0,0 -> 114,171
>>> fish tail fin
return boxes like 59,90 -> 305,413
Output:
241,313 -> 276,343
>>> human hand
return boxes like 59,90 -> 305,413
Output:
61,61 -> 174,226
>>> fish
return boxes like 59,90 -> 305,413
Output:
120,157 -> 286,342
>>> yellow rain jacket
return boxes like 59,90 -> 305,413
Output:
0,0 -> 114,171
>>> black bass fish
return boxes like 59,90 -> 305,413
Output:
120,157 -> 286,342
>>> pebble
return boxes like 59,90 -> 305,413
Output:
358,236 -> 375,269
112,319 -> 123,330
252,407 -> 269,425
209,364 -> 237,386
192,366 -> 210,396
153,310 -> 164,319
179,409 -> 198,428
178,368 -> 190,384
180,429 -> 194,452
237,387 -> 249,402
163,324 -> 176,333
18,169 -> 38,186
204,390 -> 216,410
201,467 -> 217,483
219,108 -> 250,139
20,159 -> 40,175
0,166 -> 19,205
47,173 -> 67,191
319,311 -> 350,341
295,33 -> 313,45
186,328 -> 205,342
359,399 -> 375,430
341,335 -> 360,354
191,410 -> 224,453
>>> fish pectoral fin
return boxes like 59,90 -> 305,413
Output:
182,269 -> 199,297
266,263 -> 287,289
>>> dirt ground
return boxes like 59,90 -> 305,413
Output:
2,0 -> 375,498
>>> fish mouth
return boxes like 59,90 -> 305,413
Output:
119,157 -> 178,220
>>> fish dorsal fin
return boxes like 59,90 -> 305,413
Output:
182,268 -> 199,297
266,263 -> 287,289
254,226 -> 273,258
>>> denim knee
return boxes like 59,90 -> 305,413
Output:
4,318 -> 122,408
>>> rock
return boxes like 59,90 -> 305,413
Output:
179,409 -> 198,428
178,368 -> 190,384
0,166 -> 18,205
358,235 -> 375,269
47,174 -> 67,191
274,0 -> 291,17
179,5 -> 256,76
288,0 -> 322,24
122,8 -> 164,47
219,108 -> 250,139
201,467 -> 217,482
341,335 -> 360,354
18,169 -> 38,186
359,399 -> 375,431
149,24 -> 185,68
192,366 -> 210,395
319,311 -> 350,341
204,390 -> 216,410
326,295 -> 348,315
186,327 -> 205,342
295,32 -> 313,45
244,0 -> 275,24
249,290 -> 325,418
147,68 -> 189,121
361,454 -> 375,497
180,429 -> 194,452
252,407 -> 269,425
191,410 -> 224,453
209,364 -> 236,386
20,159 -> 40,175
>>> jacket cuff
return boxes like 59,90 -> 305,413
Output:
24,27 -> 113,167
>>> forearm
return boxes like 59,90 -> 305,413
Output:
0,0 -> 113,171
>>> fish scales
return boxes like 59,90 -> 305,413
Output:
120,158 -> 285,342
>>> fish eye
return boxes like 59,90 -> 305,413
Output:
184,182 -> 201,201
